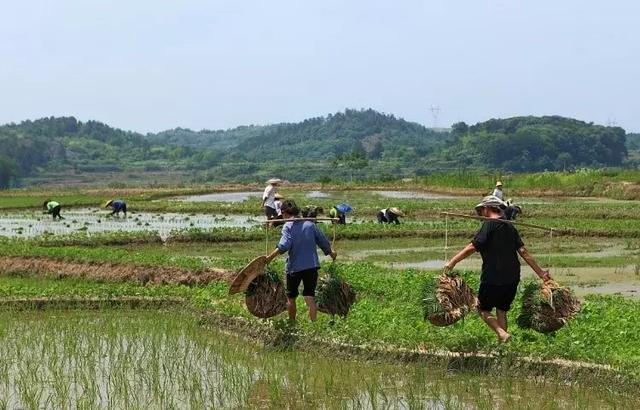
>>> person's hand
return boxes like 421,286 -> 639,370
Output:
443,261 -> 454,274
330,250 -> 337,260
265,254 -> 273,264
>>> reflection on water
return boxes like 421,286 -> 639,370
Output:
0,209 -> 263,238
0,309 -> 630,409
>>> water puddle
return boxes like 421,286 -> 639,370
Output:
374,190 -> 460,200
306,190 -> 330,198
0,309 -> 630,408
177,191 -> 263,202
0,209 -> 264,238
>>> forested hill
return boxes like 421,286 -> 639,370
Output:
447,116 -> 628,172
0,111 -> 632,188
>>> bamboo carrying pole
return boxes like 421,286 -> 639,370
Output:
439,212 -> 555,233
263,217 -> 340,224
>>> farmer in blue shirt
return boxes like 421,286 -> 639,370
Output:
265,200 -> 337,321
105,199 -> 127,217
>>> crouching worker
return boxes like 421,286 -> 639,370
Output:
443,195 -> 551,343
43,200 -> 64,220
105,199 -> 127,217
377,207 -> 404,224
329,203 -> 352,224
265,200 -> 337,321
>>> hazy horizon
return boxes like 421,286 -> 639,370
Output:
2,1 -> 639,133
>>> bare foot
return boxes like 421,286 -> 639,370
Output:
498,331 -> 512,343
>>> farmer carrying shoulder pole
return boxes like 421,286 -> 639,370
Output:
42,200 -> 64,220
377,207 -> 404,224
265,199 -> 337,321
105,199 -> 127,217
443,195 -> 551,342
262,178 -> 281,223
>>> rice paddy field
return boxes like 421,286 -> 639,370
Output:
1,181 -> 640,408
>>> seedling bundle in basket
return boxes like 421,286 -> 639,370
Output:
244,269 -> 288,319
423,271 -> 478,326
315,264 -> 356,317
517,280 -> 581,333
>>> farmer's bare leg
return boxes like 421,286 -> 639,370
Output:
496,309 -> 508,331
303,296 -> 317,322
287,298 -> 297,321
479,309 -> 511,342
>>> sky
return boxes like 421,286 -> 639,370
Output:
1,1 -> 639,133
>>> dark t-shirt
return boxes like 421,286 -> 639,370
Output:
472,219 -> 524,285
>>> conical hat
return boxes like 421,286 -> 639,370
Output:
266,178 -> 282,185
104,200 -> 114,208
389,207 -> 404,217
228,256 -> 267,295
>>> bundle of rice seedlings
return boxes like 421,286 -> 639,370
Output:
245,270 -> 287,319
423,272 -> 478,327
316,265 -> 356,317
517,280 -> 581,333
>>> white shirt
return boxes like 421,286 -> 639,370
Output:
274,199 -> 283,216
492,188 -> 504,200
263,185 -> 276,208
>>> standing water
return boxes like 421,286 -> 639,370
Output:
0,309 -> 633,409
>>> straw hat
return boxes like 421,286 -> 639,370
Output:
228,256 -> 267,295
104,200 -> 114,208
266,178 -> 282,185
475,195 -> 507,213
274,193 -> 284,199
495,181 -> 503,187
389,207 -> 405,217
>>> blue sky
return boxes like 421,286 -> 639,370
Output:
1,1 -> 638,132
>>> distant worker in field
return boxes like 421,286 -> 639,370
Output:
329,203 -> 352,224
492,181 -> 504,200
272,193 -> 285,227
443,195 -> 551,343
377,207 -> 404,224
105,199 -> 127,217
265,199 -> 337,321
42,200 -> 64,220
262,178 -> 282,222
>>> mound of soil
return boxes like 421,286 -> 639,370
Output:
0,256 -> 232,286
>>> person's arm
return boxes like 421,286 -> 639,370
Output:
518,246 -> 551,281
314,225 -> 336,260
444,243 -> 476,272
266,224 -> 291,263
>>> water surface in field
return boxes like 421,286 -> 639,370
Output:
0,209 -> 263,238
0,309 -> 632,409
178,191 -> 263,202
374,190 -> 460,200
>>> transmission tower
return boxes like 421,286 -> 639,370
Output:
429,105 -> 441,129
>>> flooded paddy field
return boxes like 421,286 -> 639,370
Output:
0,309 -> 633,409
0,209 -> 264,238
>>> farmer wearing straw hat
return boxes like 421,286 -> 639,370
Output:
492,181 -> 504,200
262,178 -> 282,222
443,195 -> 551,343
104,199 -> 127,217
377,207 -> 404,224
265,199 -> 337,321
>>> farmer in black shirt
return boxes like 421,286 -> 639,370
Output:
443,195 -> 551,342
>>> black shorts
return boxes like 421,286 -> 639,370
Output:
286,268 -> 319,298
264,206 -> 278,220
478,281 -> 519,312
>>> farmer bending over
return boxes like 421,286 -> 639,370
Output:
105,199 -> 127,217
265,200 -> 337,321
377,207 -> 404,224
43,200 -> 64,220
443,195 -> 551,343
